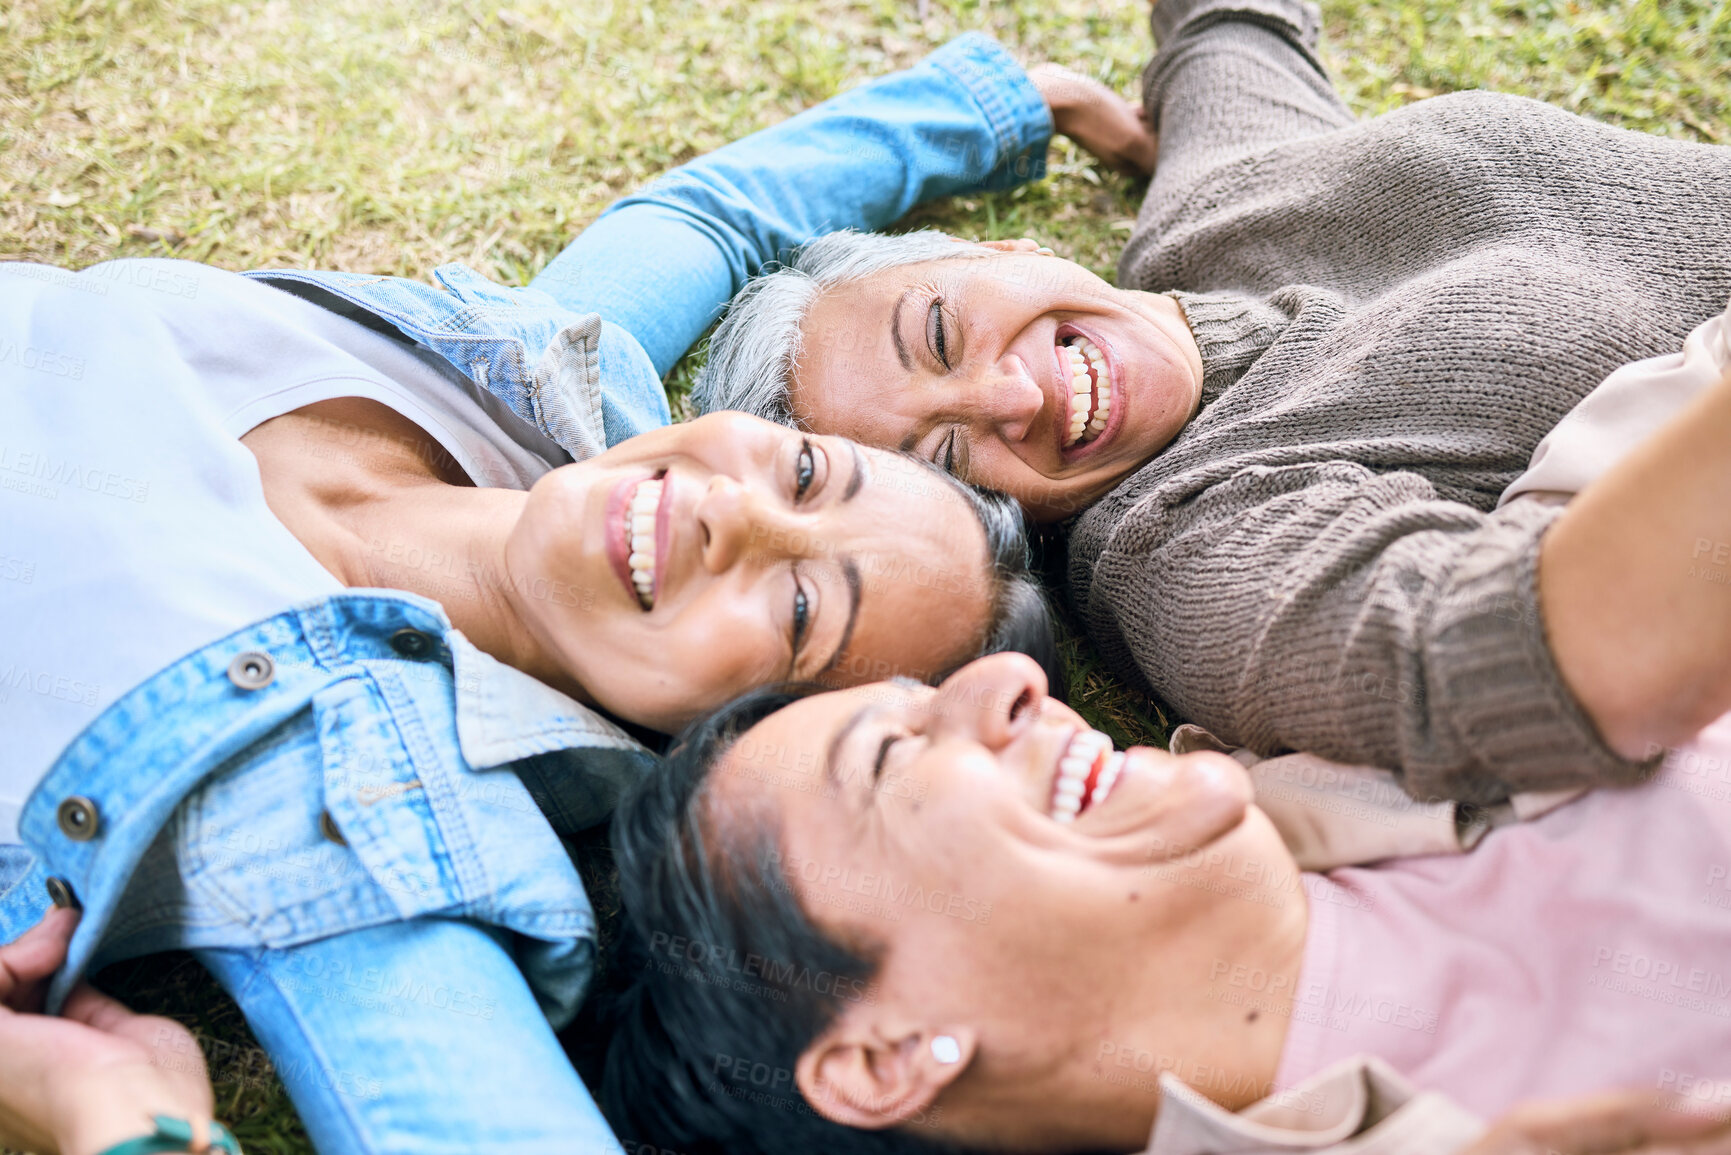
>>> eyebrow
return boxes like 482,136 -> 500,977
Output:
843,441 -> 867,501
889,287 -> 914,372
824,700 -> 882,792
818,556 -> 863,677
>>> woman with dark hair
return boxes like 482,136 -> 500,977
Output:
604,643 -> 1731,1155
693,0 -> 1731,808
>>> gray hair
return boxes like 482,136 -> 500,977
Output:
693,229 -> 992,425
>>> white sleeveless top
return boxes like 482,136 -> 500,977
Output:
0,259 -> 567,841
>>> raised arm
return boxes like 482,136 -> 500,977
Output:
1541,364 -> 1731,760
1123,0 -> 1354,278
531,33 -> 1052,379
1076,462 -> 1653,807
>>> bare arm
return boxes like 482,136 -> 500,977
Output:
1540,365 -> 1731,759
1027,64 -> 1160,178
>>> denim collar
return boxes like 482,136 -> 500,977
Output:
447,630 -> 647,770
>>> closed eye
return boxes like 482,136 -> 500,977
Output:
872,734 -> 896,785
925,299 -> 950,370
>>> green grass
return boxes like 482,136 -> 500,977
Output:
2,0 -> 1726,1148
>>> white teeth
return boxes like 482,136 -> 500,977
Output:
626,478 -> 662,609
1048,729 -> 1117,821
1059,335 -> 1114,449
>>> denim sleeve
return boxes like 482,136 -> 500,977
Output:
195,921 -> 624,1155
530,32 -> 1053,378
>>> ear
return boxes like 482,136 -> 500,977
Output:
796,1020 -> 976,1129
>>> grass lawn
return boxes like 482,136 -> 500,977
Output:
2,0 -> 1727,1149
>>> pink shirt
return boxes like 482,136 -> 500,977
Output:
1276,713 -> 1731,1116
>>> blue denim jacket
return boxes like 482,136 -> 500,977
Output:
0,32 -> 1050,1154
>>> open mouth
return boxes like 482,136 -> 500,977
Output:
1060,334 -> 1113,449
1048,728 -> 1127,823
623,475 -> 665,610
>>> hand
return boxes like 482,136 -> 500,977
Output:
1028,63 -> 1159,179
0,908 -> 219,1155
1465,1087 -> 1731,1154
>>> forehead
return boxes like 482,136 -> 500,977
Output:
840,444 -> 983,558
837,447 -> 992,668
792,260 -> 959,383
713,681 -> 915,812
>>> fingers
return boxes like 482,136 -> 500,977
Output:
64,984 -> 212,1089
0,906 -> 80,1012
1469,1087 -> 1731,1154
61,981 -> 137,1034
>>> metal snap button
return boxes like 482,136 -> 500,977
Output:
390,628 -> 434,659
45,876 -> 81,910
56,796 -> 100,841
227,650 -> 275,690
318,810 -> 348,846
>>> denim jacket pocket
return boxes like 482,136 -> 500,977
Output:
170,680 -> 440,950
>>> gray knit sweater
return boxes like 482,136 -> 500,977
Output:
1070,0 -> 1731,803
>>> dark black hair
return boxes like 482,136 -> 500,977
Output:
601,689 -> 974,1155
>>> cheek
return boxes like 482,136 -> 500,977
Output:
836,562 -> 990,684
795,356 -> 918,446
969,438 -> 1069,509
638,600 -> 788,723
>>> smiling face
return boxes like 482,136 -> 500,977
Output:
705,654 -> 1308,1150
503,412 -> 993,733
789,250 -> 1205,522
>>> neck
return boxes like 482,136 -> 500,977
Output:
243,398 -> 593,705
342,484 -> 590,697
955,832 -> 1310,1152
1134,288 -> 1206,411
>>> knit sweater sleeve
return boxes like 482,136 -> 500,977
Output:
1138,0 -> 1352,187
1078,462 -> 1656,805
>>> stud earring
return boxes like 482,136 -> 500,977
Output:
930,1035 -> 962,1065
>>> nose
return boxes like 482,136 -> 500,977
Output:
695,475 -> 821,574
930,652 -> 1049,749
962,354 -> 1044,444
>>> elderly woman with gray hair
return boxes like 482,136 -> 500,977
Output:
694,0 -> 1731,807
